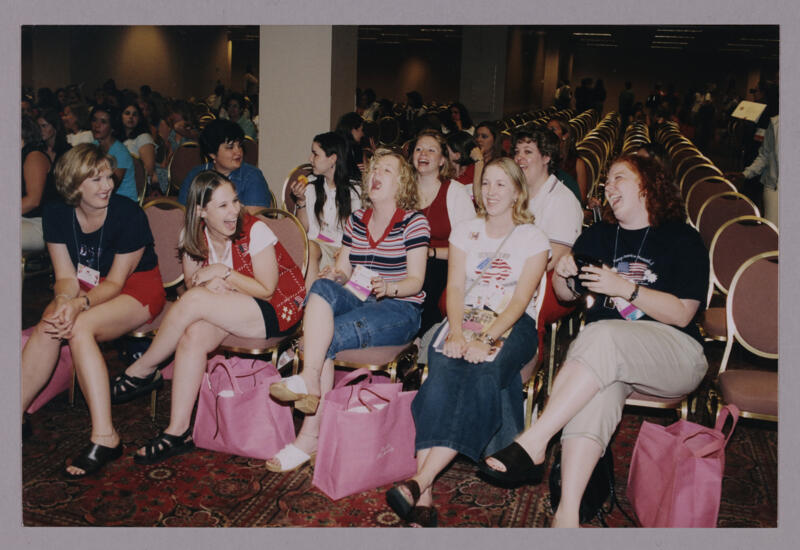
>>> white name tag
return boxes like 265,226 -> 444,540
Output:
77,263 -> 100,288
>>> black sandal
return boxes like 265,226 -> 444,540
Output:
110,370 -> 164,405
478,441 -> 544,486
64,441 -> 123,479
385,479 -> 420,520
407,506 -> 438,527
134,428 -> 194,465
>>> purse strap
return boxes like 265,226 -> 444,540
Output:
463,225 -> 517,297
206,359 -> 245,394
357,387 -> 392,412
714,403 -> 740,448
334,367 -> 373,389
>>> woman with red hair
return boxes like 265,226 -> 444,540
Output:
480,154 -> 709,527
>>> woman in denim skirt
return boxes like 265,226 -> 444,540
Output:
384,157 -> 550,527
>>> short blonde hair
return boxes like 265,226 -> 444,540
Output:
53,143 -> 116,206
361,148 -> 419,210
473,157 -> 534,225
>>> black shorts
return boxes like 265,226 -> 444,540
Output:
254,298 -> 298,337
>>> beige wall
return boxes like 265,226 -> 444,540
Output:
24,26 -> 231,100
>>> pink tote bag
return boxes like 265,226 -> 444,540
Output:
313,368 -> 417,500
22,328 -> 74,414
627,404 -> 740,527
192,356 -> 295,460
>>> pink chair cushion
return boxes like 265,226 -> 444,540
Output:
627,390 -> 686,409
718,370 -> 777,417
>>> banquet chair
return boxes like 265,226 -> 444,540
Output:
679,163 -> 723,198
132,156 -> 147,205
695,192 -> 759,250
167,141 -> 203,196
243,136 -> 258,167
218,208 -> 309,366
281,163 -> 313,215
708,251 -> 778,423
684,176 -> 736,227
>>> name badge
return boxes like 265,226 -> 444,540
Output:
77,263 -> 100,289
613,296 -> 645,321
345,265 -> 378,301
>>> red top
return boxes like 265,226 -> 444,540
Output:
421,179 -> 452,248
455,163 -> 475,186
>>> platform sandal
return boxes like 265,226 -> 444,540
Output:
134,428 -> 195,465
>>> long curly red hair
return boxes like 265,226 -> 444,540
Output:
602,154 -> 684,227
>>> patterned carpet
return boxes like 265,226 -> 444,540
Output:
21,273 -> 777,528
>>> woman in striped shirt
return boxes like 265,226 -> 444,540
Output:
267,148 -> 430,472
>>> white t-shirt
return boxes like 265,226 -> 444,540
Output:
450,217 -> 551,319
123,133 -> 155,159
444,179 -> 477,229
303,180 -> 362,246
67,130 -> 93,147
528,174 -> 583,247
180,220 -> 277,268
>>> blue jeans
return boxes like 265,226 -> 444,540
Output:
308,278 -> 422,359
411,313 -> 537,461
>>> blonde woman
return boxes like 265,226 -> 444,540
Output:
385,157 -> 550,526
267,148 -> 430,472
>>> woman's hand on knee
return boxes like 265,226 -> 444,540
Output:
443,332 -> 467,359
204,277 -> 234,294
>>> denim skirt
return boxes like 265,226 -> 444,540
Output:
411,313 -> 537,462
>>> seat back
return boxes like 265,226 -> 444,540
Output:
674,155 -> 710,186
243,136 -> 258,167
684,177 -> 736,227
254,208 -> 309,277
679,163 -> 722,197
280,163 -> 313,213
696,192 -> 759,249
142,198 -> 186,288
167,141 -> 203,195
132,156 -> 147,205
724,250 -> 779,363
708,215 -> 779,300
377,116 -> 401,146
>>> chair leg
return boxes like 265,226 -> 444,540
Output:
69,367 -> 76,407
150,389 -> 157,421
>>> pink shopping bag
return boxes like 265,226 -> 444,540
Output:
22,328 -> 74,414
313,368 -> 417,500
627,404 -> 739,527
192,356 -> 295,460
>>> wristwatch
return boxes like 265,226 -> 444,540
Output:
476,332 -> 496,346
628,283 -> 640,302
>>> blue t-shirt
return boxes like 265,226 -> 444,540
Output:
178,162 -> 271,208
94,139 -> 137,202
43,194 -> 158,276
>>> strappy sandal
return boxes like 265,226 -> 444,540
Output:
269,375 -> 320,414
264,443 -> 317,473
478,441 -> 544,486
134,428 -> 194,465
63,441 -> 123,479
385,479 -> 421,520
407,506 -> 438,528
110,370 -> 164,405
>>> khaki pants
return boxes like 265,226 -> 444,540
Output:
763,186 -> 778,226
561,320 -> 707,449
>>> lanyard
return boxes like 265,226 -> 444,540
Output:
72,210 -> 104,273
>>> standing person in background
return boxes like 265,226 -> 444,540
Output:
592,79 -> 607,115
733,115 -> 778,225
555,80 -> 573,110
574,78 -> 594,113
91,104 -> 138,203
243,64 -> 259,99
619,81 -> 635,130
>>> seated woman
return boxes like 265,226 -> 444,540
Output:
112,171 -> 304,462
37,107 -> 71,166
546,117 -> 588,204
474,120 -> 504,165
223,93 -> 257,139
62,102 -> 93,147
479,155 -> 709,527
513,128 -> 583,272
266,148 -> 429,472
21,143 -> 166,477
120,99 -> 158,190
90,104 -> 138,202
385,157 -> 549,527
410,129 -> 475,337
335,112 -> 368,182
446,130 -> 482,193
159,100 -> 200,159
178,119 -> 271,212
290,132 -> 362,289
441,102 -> 475,135
21,114 -> 57,253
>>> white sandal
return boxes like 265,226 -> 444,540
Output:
269,375 -> 320,414
265,443 -> 317,473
